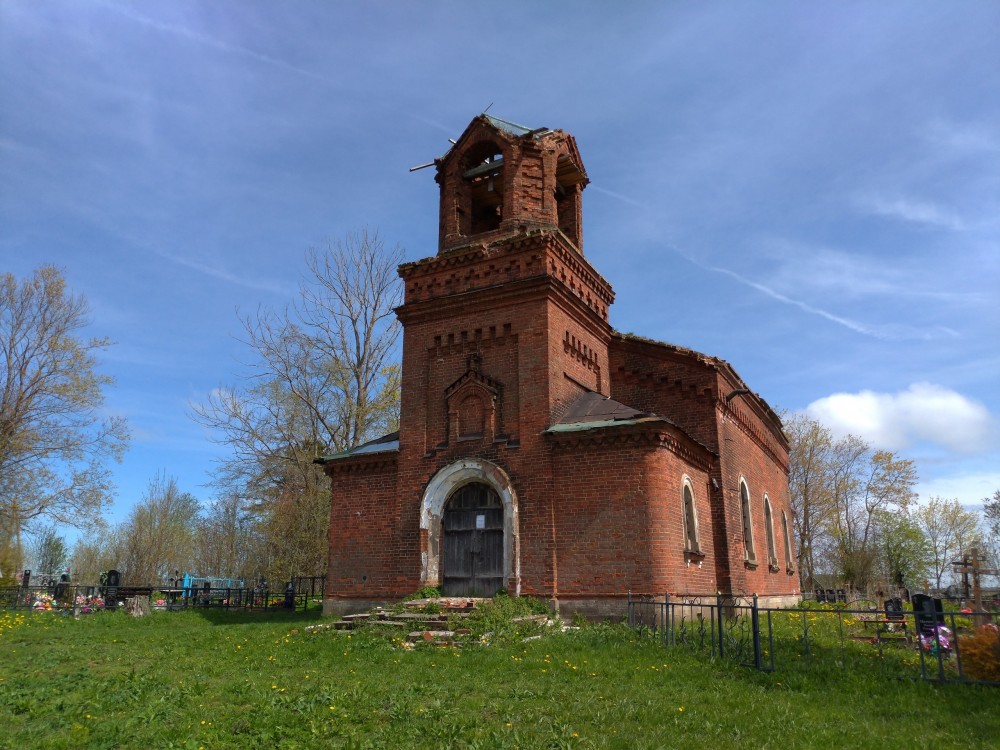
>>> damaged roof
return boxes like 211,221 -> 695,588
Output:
482,114 -> 535,137
545,391 -> 669,434
555,390 -> 651,424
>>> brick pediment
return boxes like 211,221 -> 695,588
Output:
445,368 -> 501,401
444,354 -> 503,444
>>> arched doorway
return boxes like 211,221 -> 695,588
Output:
441,483 -> 504,596
419,458 -> 520,596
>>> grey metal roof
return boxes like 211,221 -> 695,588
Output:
319,431 -> 400,462
483,114 -> 535,137
554,391 -> 651,425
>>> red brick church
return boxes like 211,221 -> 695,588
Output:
320,114 -> 799,618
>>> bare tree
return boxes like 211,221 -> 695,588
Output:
784,413 -> 834,590
192,229 -> 402,581
0,266 -> 129,575
114,473 -> 200,584
69,525 -> 118,585
192,492 -> 260,581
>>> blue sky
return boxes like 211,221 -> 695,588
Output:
2,1 -> 998,539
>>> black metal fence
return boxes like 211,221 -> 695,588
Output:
627,591 -> 1000,686
0,577 -> 326,614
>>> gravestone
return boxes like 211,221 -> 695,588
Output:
54,573 -> 70,605
815,589 -> 826,603
104,569 -> 120,610
884,597 -> 903,621
284,581 -> 296,609
911,593 -> 943,635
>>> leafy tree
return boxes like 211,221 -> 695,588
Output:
828,443 -> 917,588
0,266 -> 129,574
27,524 -> 68,575
874,510 -> 931,589
915,496 -> 983,589
784,412 -> 917,589
981,489 -> 1000,571
192,229 -> 402,581
984,489 -> 1000,543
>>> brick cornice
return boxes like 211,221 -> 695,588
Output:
322,453 -> 398,476
547,421 -> 715,472
395,272 -> 611,335
718,399 -> 789,473
398,229 -> 614,320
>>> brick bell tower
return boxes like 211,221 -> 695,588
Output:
322,114 -> 799,614
393,115 -> 616,598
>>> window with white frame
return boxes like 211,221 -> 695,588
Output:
682,479 -> 700,553
781,510 -> 793,571
764,495 -> 777,569
740,479 -> 756,563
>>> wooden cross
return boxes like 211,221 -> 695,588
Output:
951,548 -> 999,617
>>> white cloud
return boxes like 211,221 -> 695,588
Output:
856,194 -> 967,231
671,246 -> 960,341
924,120 -> 1000,156
806,383 -> 994,453
916,471 -> 1000,508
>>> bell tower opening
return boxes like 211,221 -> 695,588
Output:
435,114 -> 589,253
463,144 -> 505,235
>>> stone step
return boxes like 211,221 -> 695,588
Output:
391,612 -> 448,621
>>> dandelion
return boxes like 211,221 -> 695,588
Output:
678,707 -> 684,712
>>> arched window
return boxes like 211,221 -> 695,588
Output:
682,479 -> 700,553
781,510 -> 793,571
764,495 -> 777,570
740,479 -> 756,564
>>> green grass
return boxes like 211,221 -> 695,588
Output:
0,606 -> 997,749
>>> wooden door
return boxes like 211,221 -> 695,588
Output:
441,483 -> 504,596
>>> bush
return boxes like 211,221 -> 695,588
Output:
961,623 -> 1000,682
